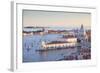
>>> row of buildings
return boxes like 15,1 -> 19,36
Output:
41,24 -> 91,50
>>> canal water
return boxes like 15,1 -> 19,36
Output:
23,34 -> 78,62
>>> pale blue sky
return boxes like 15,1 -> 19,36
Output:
23,10 -> 91,29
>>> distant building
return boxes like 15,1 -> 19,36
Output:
85,30 -> 91,42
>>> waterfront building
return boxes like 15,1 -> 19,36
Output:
41,38 -> 77,49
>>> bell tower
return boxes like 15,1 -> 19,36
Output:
77,24 -> 85,47
80,24 -> 84,36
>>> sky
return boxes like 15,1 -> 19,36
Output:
23,10 -> 91,29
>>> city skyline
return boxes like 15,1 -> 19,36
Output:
23,10 -> 91,29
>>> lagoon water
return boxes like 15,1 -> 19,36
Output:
23,33 -> 78,62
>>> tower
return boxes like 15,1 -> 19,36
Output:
77,24 -> 85,48
80,24 -> 84,35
